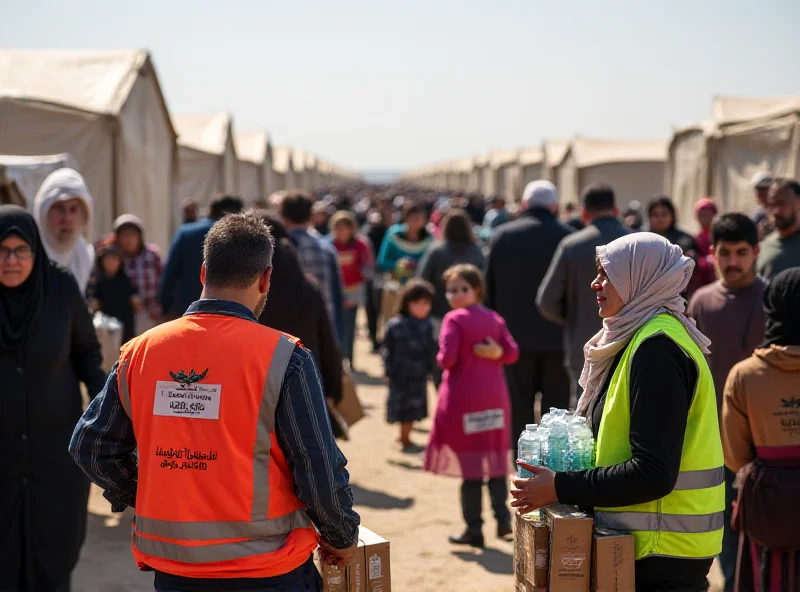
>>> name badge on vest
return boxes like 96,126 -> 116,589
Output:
153,368 -> 221,420
463,409 -> 505,435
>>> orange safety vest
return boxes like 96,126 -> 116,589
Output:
116,312 -> 319,578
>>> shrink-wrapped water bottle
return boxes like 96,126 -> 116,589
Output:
517,424 -> 540,478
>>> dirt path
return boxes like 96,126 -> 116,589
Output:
73,322 -> 723,591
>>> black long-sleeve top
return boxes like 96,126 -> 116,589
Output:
555,335 -> 713,591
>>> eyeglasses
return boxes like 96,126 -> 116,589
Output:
0,246 -> 33,261
445,286 -> 472,295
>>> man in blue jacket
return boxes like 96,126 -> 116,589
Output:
158,194 -> 243,318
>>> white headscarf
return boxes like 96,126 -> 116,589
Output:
575,232 -> 711,416
32,168 -> 94,294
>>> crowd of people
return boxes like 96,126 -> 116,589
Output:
1,162 -> 799,591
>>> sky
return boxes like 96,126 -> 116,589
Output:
4,0 -> 800,173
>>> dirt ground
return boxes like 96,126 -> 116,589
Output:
73,322 -> 724,591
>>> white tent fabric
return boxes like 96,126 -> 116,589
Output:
555,138 -> 667,210
667,96 -> 800,229
543,140 -> 571,182
712,95 -> 800,125
174,113 -> 238,208
0,153 -> 75,207
518,146 -> 545,197
234,131 -> 272,201
271,146 -> 294,191
0,49 -> 177,250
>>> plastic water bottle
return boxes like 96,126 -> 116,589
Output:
568,416 -> 595,470
546,413 -> 570,471
517,425 -> 539,478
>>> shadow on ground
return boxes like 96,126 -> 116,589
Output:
386,459 -> 423,471
350,483 -> 415,510
451,547 -> 513,575
351,370 -> 386,387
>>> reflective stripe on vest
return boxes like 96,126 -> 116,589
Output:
135,508 -> 311,541
672,467 -> 724,491
250,335 -> 296,521
595,511 -> 725,534
133,534 -> 289,564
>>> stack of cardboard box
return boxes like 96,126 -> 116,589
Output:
514,505 -> 635,592
318,526 -> 391,592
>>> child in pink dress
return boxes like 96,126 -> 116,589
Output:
423,264 -> 519,548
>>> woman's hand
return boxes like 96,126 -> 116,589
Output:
473,336 -> 503,360
511,462 -> 558,514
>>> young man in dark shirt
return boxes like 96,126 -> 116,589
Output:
688,213 -> 766,591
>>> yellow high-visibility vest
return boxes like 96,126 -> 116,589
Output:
594,314 -> 724,560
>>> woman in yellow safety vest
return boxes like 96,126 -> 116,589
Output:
513,232 -> 724,592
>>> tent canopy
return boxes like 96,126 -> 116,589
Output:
272,146 -> 294,174
568,137 -> 668,168
519,146 -> 544,166
0,49 -> 177,250
543,139 -> 571,169
0,153 -> 75,207
173,113 -> 234,155
712,95 -> 800,126
234,131 -> 270,164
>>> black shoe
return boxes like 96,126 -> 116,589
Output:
497,522 -> 513,540
448,531 -> 485,548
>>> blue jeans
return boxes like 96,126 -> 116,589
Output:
720,467 -> 737,591
341,306 -> 358,364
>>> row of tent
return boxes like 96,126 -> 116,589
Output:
0,49 -> 360,252
402,95 -> 800,230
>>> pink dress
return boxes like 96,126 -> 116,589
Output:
424,304 -> 519,479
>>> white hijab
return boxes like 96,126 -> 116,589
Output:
575,232 -> 711,416
32,168 -> 94,294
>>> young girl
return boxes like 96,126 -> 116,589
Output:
424,264 -> 519,548
381,279 -> 436,452
87,242 -> 143,342
329,210 -> 374,369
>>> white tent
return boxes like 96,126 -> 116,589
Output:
234,131 -> 272,202
303,152 -> 320,190
290,148 -> 306,190
555,138 -> 667,210
666,95 -> 800,229
0,49 -> 177,250
0,153 -> 76,208
543,140 -> 571,183
484,148 -> 519,199
518,146 -> 545,190
468,154 -> 489,193
173,113 -> 239,208
271,146 -> 294,192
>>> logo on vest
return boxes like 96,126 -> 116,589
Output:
153,368 -> 221,420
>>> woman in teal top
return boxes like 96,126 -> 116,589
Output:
377,202 -> 433,282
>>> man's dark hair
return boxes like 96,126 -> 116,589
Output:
208,194 -> 244,220
711,213 -> 759,247
442,208 -> 475,245
280,190 -> 315,224
397,278 -> 435,315
581,183 -> 616,214
203,212 -> 274,289
770,178 -> 800,197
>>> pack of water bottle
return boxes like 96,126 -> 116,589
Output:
517,408 -> 595,477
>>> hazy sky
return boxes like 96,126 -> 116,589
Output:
4,0 -> 799,171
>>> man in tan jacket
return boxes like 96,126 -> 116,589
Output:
721,267 -> 800,589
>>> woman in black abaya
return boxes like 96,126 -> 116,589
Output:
0,205 -> 105,592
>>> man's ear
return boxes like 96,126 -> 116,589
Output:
259,267 -> 272,294
200,263 -> 207,286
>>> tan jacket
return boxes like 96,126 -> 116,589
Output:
722,345 -> 800,472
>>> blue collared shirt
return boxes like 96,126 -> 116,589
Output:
69,298 -> 359,550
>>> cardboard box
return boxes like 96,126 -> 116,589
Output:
358,526 -> 391,592
513,511 -> 549,591
545,505 -> 594,592
317,552 -> 348,592
591,528 -> 635,592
